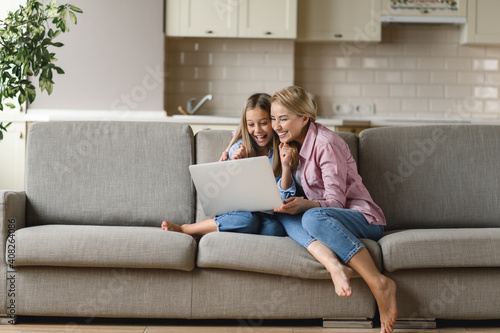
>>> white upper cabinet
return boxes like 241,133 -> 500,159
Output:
166,0 -> 297,39
460,0 -> 500,44
297,0 -> 381,42
239,0 -> 297,39
166,0 -> 238,37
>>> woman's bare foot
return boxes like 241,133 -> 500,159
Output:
306,240 -> 353,297
328,261 -> 354,297
373,276 -> 398,333
161,220 -> 183,233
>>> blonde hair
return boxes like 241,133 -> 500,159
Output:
226,93 -> 282,177
271,86 -> 317,170
271,86 -> 317,123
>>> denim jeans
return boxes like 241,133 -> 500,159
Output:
302,207 -> 384,263
215,211 -> 286,236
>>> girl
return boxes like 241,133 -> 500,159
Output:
271,86 -> 398,333
161,93 -> 291,237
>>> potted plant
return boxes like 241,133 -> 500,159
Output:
0,0 -> 82,140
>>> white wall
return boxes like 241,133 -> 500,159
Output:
0,0 -> 22,17
28,0 -> 165,112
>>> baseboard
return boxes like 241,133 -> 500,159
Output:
395,318 -> 436,329
323,318 -> 373,328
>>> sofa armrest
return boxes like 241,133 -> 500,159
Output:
1,190 -> 26,240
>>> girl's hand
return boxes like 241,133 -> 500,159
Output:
279,143 -> 293,168
219,151 -> 229,161
231,145 -> 248,159
274,197 -> 320,215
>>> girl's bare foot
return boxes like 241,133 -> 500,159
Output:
161,220 -> 183,233
329,261 -> 354,297
373,276 -> 398,333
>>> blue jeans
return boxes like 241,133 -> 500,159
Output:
302,207 -> 384,263
214,211 -> 286,236
275,208 -> 383,263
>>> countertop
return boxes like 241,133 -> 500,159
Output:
2,109 -> 500,127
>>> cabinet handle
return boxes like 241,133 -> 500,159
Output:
334,34 -> 343,38
205,30 -> 214,34
264,31 -> 272,35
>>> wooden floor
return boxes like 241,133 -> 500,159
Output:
0,318 -> 499,333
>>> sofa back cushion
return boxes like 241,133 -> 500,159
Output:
359,125 -> 500,230
26,121 -> 195,227
193,128 -> 358,221
194,130 -> 234,221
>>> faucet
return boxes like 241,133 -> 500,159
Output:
186,94 -> 213,114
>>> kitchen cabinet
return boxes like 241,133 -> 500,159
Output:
460,0 -> 500,44
297,0 -> 381,42
165,0 -> 297,39
381,0 -> 467,22
0,122 -> 26,191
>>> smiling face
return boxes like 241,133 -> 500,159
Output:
246,107 -> 273,151
271,101 -> 309,145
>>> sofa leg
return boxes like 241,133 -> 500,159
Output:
395,318 -> 436,329
323,318 -> 373,328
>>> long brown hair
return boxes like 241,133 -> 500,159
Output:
225,93 -> 282,177
271,86 -> 317,170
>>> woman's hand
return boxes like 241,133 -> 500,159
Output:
279,143 -> 293,168
278,143 -> 293,190
231,145 -> 248,159
274,197 -> 320,215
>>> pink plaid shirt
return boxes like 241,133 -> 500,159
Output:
298,122 -> 386,226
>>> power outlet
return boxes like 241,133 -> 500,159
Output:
332,103 -> 354,115
354,103 -> 375,115
333,103 -> 375,116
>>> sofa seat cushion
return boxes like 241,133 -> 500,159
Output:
379,228 -> 500,272
197,232 -> 382,279
11,225 -> 196,271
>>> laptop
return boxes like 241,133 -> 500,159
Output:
189,156 -> 283,216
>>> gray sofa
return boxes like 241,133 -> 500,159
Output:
1,121 -> 499,328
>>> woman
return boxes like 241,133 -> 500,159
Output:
270,86 -> 398,333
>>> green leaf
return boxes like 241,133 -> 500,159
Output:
69,5 -> 83,13
5,102 -> 16,108
69,11 -> 77,24
54,66 -> 65,74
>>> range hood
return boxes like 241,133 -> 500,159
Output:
380,15 -> 466,24
380,0 -> 467,24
